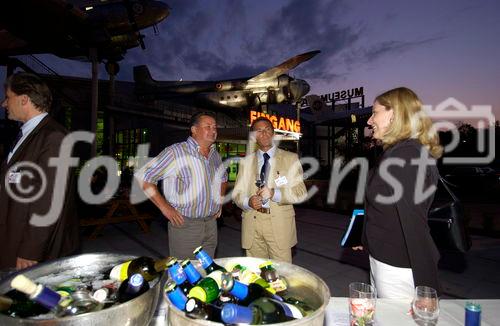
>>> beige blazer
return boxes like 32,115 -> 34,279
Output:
232,148 -> 307,249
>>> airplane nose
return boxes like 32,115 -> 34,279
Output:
136,1 -> 170,28
149,1 -> 170,22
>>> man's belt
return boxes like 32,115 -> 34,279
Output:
257,207 -> 270,214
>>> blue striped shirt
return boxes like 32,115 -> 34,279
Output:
139,137 -> 227,218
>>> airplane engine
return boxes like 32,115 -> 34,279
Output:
289,79 -> 310,102
215,81 -> 234,91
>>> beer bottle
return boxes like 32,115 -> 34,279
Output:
10,275 -> 100,317
193,246 -> 225,274
221,297 -> 305,324
259,261 -> 287,294
110,256 -> 170,281
165,281 -> 188,311
220,272 -> 283,306
185,297 -> 222,322
116,273 -> 150,303
180,259 -> 202,285
187,270 -> 224,304
166,258 -> 192,296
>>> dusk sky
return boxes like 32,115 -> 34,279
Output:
2,0 -> 500,121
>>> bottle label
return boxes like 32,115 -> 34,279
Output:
276,301 -> 303,319
110,261 -> 131,281
207,271 -> 223,288
270,279 -> 287,293
195,250 -> 213,269
168,264 -> 188,284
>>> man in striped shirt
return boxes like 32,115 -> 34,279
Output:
137,112 -> 227,259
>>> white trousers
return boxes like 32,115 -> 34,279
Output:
369,255 -> 415,299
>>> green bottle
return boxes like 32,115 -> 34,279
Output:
187,270 -> 223,303
221,297 -> 305,324
0,291 -> 49,318
259,261 -> 287,294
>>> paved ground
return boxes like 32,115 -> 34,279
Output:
81,207 -> 500,299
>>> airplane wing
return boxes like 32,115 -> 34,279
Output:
247,50 -> 320,83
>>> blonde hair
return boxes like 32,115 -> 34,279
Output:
375,87 -> 443,158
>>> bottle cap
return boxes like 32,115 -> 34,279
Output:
180,259 -> 191,267
220,272 -> 234,291
228,279 -> 249,300
11,275 -> 38,296
185,297 -> 200,313
193,246 -> 203,254
93,288 -> 109,302
259,261 -> 273,269
130,274 -> 144,287
221,303 -> 253,324
188,286 -> 207,302
165,281 -> 177,293
465,301 -> 481,312
166,257 -> 178,267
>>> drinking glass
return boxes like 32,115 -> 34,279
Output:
412,286 -> 439,326
255,175 -> 269,204
349,282 -> 376,326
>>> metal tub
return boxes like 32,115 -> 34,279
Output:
165,257 -> 331,326
0,253 -> 162,326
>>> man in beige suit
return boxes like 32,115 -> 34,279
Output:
232,117 -> 307,263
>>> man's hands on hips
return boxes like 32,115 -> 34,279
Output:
162,206 -> 184,226
16,257 -> 38,270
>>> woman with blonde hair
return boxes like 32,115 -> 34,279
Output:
355,87 -> 443,298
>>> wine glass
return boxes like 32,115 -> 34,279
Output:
255,173 -> 265,189
255,174 -> 269,204
349,282 -> 376,326
412,286 -> 439,325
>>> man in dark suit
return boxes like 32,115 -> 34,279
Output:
0,72 -> 79,270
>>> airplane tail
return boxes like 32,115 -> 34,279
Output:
133,65 -> 156,85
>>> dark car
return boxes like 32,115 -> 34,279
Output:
444,166 -> 500,194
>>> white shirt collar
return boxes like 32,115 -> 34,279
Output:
258,145 -> 277,159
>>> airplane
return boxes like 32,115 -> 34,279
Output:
133,50 -> 321,110
0,0 -> 170,66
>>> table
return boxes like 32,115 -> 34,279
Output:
150,297 -> 499,325
325,297 -> 497,326
80,198 -> 153,239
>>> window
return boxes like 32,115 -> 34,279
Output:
216,142 -> 246,182
115,128 -> 150,171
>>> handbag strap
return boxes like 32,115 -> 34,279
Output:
439,175 -> 460,202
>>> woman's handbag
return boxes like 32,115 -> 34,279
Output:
428,177 -> 471,253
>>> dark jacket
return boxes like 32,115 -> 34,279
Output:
0,115 -> 80,269
362,139 -> 441,292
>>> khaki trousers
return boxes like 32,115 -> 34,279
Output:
246,214 -> 292,263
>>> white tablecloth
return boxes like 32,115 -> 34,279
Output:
150,297 -> 499,325
325,297 -> 497,326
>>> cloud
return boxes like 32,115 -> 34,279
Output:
342,36 -> 444,67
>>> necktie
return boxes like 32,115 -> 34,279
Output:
9,130 -> 23,153
260,153 -> 270,184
